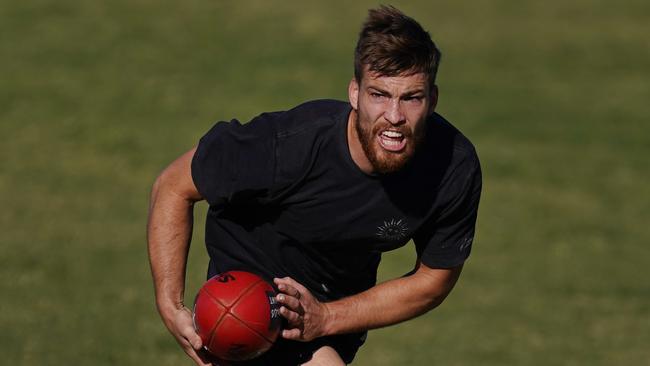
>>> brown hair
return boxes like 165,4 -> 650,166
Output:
354,5 -> 441,87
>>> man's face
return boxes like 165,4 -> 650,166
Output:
348,69 -> 438,174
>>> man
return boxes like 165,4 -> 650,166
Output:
147,5 -> 481,366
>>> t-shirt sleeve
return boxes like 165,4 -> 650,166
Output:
191,113 -> 279,207
414,154 -> 482,269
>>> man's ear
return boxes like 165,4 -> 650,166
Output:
428,85 -> 439,115
348,78 -> 359,110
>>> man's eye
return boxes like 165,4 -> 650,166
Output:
404,96 -> 423,103
370,92 -> 385,99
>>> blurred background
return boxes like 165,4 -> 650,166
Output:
1,0 -> 649,365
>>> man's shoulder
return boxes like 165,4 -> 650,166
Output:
288,99 -> 350,118
259,100 -> 349,187
266,99 -> 349,137
406,113 -> 481,214
428,112 -> 479,166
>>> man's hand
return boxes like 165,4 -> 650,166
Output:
160,306 -> 212,365
274,277 -> 331,342
160,305 -> 233,366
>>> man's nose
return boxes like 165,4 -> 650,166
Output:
384,99 -> 405,125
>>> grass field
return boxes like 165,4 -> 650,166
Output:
2,1 -> 649,365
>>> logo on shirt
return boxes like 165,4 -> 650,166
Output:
459,236 -> 473,252
376,218 -> 409,241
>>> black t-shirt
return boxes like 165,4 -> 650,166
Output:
191,99 -> 481,301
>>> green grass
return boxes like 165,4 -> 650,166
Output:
1,1 -> 649,365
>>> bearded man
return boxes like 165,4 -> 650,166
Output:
147,5 -> 482,366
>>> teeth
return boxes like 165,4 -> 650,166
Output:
382,131 -> 403,138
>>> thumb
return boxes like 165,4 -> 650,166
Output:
179,322 -> 203,350
179,307 -> 204,350
186,330 -> 203,350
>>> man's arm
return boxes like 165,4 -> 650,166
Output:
274,261 -> 463,341
147,147 -> 214,366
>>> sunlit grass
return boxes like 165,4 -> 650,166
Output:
1,1 -> 649,365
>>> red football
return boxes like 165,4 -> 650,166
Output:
192,271 -> 282,361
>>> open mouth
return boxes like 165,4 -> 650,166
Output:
377,130 -> 407,152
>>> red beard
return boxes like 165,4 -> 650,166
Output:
354,114 -> 426,174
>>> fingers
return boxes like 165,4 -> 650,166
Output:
176,335 -> 211,366
279,305 -> 303,327
276,292 -> 303,330
274,277 -> 307,329
274,277 -> 307,297
276,292 -> 302,310
273,276 -> 325,342
181,331 -> 203,352
281,328 -> 303,340
179,326 -> 203,351
177,307 -> 203,350
186,348 -> 213,366
170,307 -> 213,365
197,348 -> 232,366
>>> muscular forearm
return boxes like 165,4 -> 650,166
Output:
147,148 -> 213,366
147,150 -> 201,322
147,177 -> 195,317
275,263 -> 463,341
323,264 -> 462,335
